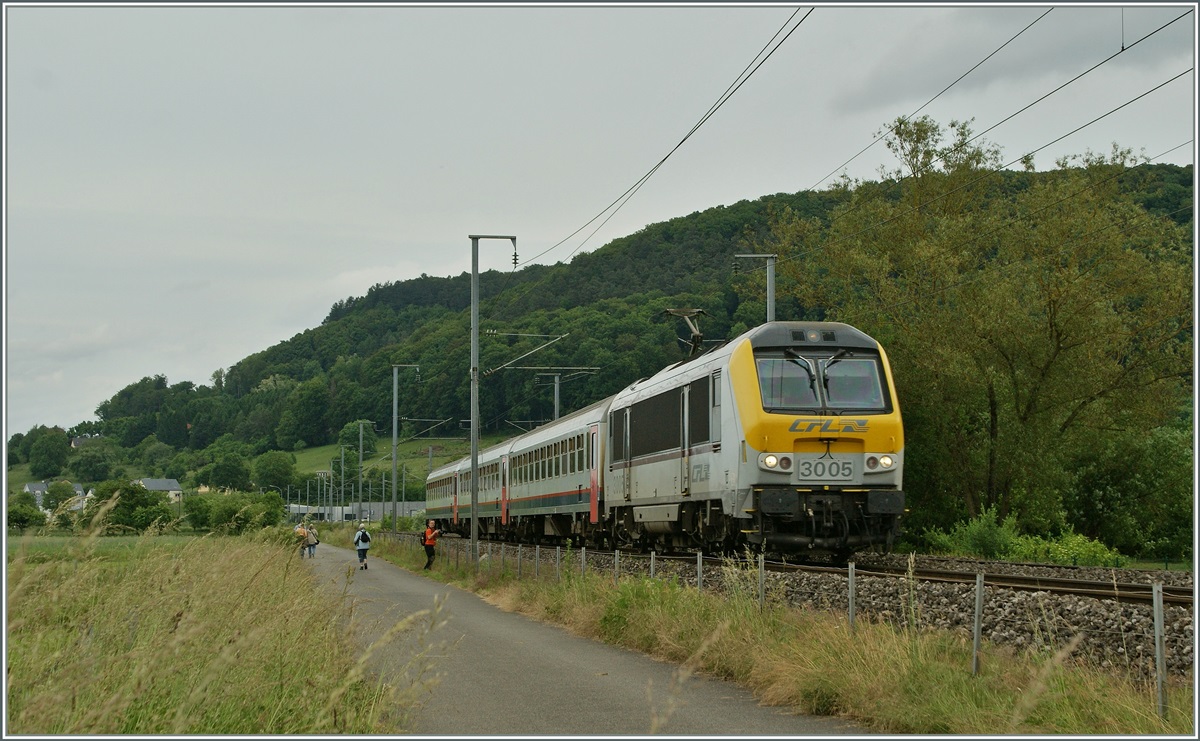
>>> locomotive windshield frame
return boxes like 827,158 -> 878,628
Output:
755,350 -> 891,415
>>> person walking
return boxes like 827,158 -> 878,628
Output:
305,524 -> 319,558
353,523 -> 372,569
422,519 -> 442,570
294,522 -> 309,558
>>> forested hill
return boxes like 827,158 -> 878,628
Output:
322,188 -> 848,324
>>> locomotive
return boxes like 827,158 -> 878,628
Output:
426,321 -> 905,556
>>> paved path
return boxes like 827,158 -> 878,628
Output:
305,542 -> 869,736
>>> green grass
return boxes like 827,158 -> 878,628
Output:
290,435 -> 506,481
5,528 -> 438,734
5,462 -> 39,492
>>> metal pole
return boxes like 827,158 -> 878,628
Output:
734,253 -> 778,324
392,364 -> 399,534
358,422 -> 364,521
469,234 -> 516,568
470,236 -> 480,567
1153,583 -> 1167,720
758,553 -> 765,610
766,254 -> 776,322
554,374 -> 561,420
972,572 -> 985,676
848,561 -> 856,632
340,448 -> 345,522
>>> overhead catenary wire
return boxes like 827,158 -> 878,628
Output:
517,6 -> 813,270
734,9 -> 1194,285
758,65 -> 1194,282
807,6 -> 1055,192
481,7 -> 814,327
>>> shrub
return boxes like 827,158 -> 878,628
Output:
922,505 -> 1019,559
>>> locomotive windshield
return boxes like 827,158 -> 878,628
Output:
756,351 -> 888,414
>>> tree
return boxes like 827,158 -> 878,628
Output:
207,491 -> 284,533
7,432 -> 26,464
253,450 -> 297,493
70,444 -> 119,483
43,481 -> 79,513
207,455 -> 252,492
756,117 -> 1192,536
337,419 -> 379,455
83,480 -> 170,533
9,491 -> 38,509
7,502 -> 46,532
29,429 -> 70,478
183,493 -> 212,529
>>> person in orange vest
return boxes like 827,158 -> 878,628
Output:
422,519 -> 443,570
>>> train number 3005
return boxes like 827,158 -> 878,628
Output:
797,459 -> 854,480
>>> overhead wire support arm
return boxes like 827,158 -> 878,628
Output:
482,334 -> 569,376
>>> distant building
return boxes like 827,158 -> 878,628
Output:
286,500 -> 426,522
23,481 -> 87,514
135,478 -> 184,504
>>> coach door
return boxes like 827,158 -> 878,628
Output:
501,455 -> 509,525
588,424 -> 600,523
680,387 -> 690,496
612,407 -> 631,501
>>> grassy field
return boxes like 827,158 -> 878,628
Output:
5,529 -> 437,734
277,434 -> 510,481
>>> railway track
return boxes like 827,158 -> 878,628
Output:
412,535 -> 1193,606
772,561 -> 1194,606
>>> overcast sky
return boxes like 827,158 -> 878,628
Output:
3,2 -> 1196,441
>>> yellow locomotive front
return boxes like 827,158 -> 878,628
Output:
729,322 -> 905,555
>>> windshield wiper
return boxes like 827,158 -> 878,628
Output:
784,349 -> 816,393
825,348 -> 851,369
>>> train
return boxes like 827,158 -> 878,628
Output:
426,321 -> 905,557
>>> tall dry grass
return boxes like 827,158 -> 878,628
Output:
5,522 -> 438,734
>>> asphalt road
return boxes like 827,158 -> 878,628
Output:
306,542 -> 870,737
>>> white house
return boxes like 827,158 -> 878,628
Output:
23,481 -> 86,514
135,478 -> 184,504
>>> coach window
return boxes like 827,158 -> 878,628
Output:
711,371 -> 722,444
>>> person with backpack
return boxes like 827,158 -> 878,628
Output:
353,523 -> 372,569
294,523 -> 309,557
305,524 -> 319,558
422,519 -> 442,570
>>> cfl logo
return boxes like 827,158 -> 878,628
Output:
788,419 -> 869,433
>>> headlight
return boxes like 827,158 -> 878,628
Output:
759,454 -> 792,471
865,455 -> 895,471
